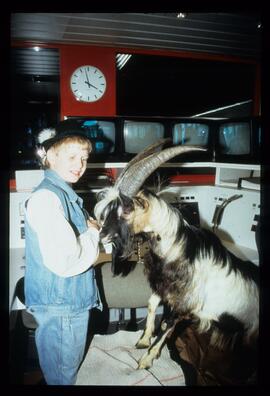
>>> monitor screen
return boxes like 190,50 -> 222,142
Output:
81,120 -> 116,154
124,121 -> 165,153
172,123 -> 209,147
218,122 -> 250,155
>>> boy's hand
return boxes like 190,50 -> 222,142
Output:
87,218 -> 100,231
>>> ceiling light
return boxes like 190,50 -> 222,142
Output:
177,13 -> 187,19
191,99 -> 253,118
33,46 -> 41,52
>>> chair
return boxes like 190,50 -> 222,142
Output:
93,260 -> 153,333
9,277 -> 38,384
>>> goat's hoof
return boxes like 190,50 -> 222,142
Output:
135,340 -> 150,349
137,359 -> 152,370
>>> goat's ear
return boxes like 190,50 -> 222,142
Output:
120,194 -> 134,215
135,196 -> 149,210
96,190 -> 107,201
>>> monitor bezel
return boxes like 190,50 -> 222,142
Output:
214,116 -> 261,164
167,117 -> 216,162
121,116 -> 170,161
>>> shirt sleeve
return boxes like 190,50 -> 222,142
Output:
25,189 -> 100,277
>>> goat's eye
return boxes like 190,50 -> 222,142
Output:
97,191 -> 105,201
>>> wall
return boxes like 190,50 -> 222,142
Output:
12,41 -> 260,119
60,45 -> 116,119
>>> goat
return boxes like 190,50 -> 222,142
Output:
94,140 -> 259,369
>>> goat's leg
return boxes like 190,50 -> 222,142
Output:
137,315 -> 179,369
136,293 -> 161,349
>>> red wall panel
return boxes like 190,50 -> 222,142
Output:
60,46 -> 116,119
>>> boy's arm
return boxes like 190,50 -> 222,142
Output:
26,189 -> 100,277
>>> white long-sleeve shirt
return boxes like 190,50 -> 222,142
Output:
25,189 -> 100,277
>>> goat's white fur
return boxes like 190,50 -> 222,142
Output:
94,187 -> 120,224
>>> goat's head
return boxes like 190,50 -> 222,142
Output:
94,140 -> 206,274
95,188 -> 135,253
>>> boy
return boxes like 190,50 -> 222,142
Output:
24,126 -> 101,385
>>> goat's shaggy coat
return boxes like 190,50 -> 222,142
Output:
95,139 -> 259,371
95,186 -> 259,368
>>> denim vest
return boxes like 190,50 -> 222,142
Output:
24,169 -> 101,313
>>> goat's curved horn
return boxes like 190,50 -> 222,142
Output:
115,138 -> 171,188
117,145 -> 206,197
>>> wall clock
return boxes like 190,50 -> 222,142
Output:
70,65 -> 107,103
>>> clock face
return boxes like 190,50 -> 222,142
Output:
70,65 -> 107,103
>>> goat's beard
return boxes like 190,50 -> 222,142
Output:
100,217 -> 138,277
111,228 -> 138,277
110,229 -> 152,277
113,227 -> 136,260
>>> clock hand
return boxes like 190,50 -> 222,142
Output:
84,71 -> 98,89
84,81 -> 98,90
85,71 -> 90,84
84,71 -> 92,88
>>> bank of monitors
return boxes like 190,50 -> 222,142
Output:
169,117 -> 261,164
63,116 -> 261,164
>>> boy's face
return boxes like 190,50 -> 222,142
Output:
48,143 -> 89,183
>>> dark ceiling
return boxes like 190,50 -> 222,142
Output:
11,12 -> 262,58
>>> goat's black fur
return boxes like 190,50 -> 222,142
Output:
99,194 -> 135,276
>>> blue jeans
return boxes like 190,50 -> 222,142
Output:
31,308 -> 90,385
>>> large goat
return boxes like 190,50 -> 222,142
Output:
94,140 -> 259,369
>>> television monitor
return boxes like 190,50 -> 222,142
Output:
215,117 -> 260,164
169,119 -> 214,162
123,120 -> 165,156
81,120 -> 115,154
173,122 -> 209,146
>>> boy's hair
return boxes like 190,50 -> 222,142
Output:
42,135 -> 92,168
49,135 -> 92,153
